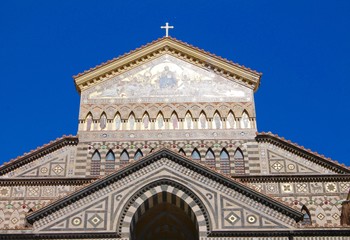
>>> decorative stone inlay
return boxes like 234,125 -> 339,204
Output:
296,183 -> 307,193
11,217 -> 19,224
272,162 -> 283,171
282,184 -> 292,193
40,167 -> 48,174
28,186 -> 40,197
247,215 -> 257,224
79,129 -> 256,142
317,213 -> 325,220
52,165 -> 64,175
0,187 -> 10,197
287,164 -> 295,170
88,214 -> 103,227
225,211 -> 240,225
325,183 -> 337,192
332,213 -> 340,220
72,217 -> 82,226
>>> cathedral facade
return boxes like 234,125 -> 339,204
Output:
0,37 -> 349,239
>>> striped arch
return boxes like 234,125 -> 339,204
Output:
117,179 -> 211,238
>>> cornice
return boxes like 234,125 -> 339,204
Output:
0,136 -> 78,176
209,229 -> 350,237
233,174 -> 350,183
0,177 -> 96,186
1,228 -> 350,239
73,37 -> 262,93
27,148 -> 302,224
256,132 -> 350,174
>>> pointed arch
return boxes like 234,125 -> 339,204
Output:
205,148 -> 215,168
85,112 -> 93,131
220,148 -> 230,175
134,149 -> 143,161
170,111 -> 179,129
91,150 -> 101,176
178,148 -> 186,156
240,111 -> 251,129
185,111 -> 193,130
226,111 -> 236,129
234,148 -> 245,174
155,112 -> 165,130
106,150 -> 115,161
199,111 -> 208,129
301,205 -> 312,225
99,112 -> 107,130
191,148 -> 201,161
120,149 -> 130,167
105,150 -> 115,173
213,111 -> 222,129
128,112 -> 136,130
114,113 -> 122,130
92,150 -> 101,161
141,112 -> 150,130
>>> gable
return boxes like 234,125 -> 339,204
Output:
81,54 -> 253,105
257,133 -> 350,175
28,149 -> 302,237
0,136 -> 79,178
74,37 -> 261,93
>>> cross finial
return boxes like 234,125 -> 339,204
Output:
160,22 -> 174,37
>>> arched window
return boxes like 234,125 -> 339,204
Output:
185,112 -> 193,130
226,112 -> 236,129
199,112 -> 208,129
156,112 -> 165,130
91,150 -> 101,176
234,148 -> 245,174
100,113 -> 107,130
128,113 -> 136,130
240,111 -> 251,129
178,148 -> 186,156
92,150 -> 101,161
114,113 -> 121,130
170,112 -> 179,129
191,148 -> 200,161
134,149 -> 143,161
105,150 -> 115,173
301,205 -> 312,225
120,150 -> 129,167
205,148 -> 215,168
106,150 -> 115,161
213,112 -> 222,129
85,113 -> 93,131
220,148 -> 230,175
141,112 -> 150,130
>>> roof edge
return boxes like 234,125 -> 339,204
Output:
256,132 -> 350,174
73,37 -> 262,93
0,135 -> 78,176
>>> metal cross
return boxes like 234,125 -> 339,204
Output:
160,22 -> 174,37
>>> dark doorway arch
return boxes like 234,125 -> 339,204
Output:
117,180 -> 210,238
131,198 -> 198,240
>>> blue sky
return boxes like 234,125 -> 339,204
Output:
0,0 -> 349,166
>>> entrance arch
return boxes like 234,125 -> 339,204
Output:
117,179 -> 210,238
131,192 -> 198,240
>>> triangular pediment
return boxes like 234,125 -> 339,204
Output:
81,54 -> 253,105
256,133 -> 350,174
0,136 -> 79,178
74,37 -> 261,93
28,148 -> 302,237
